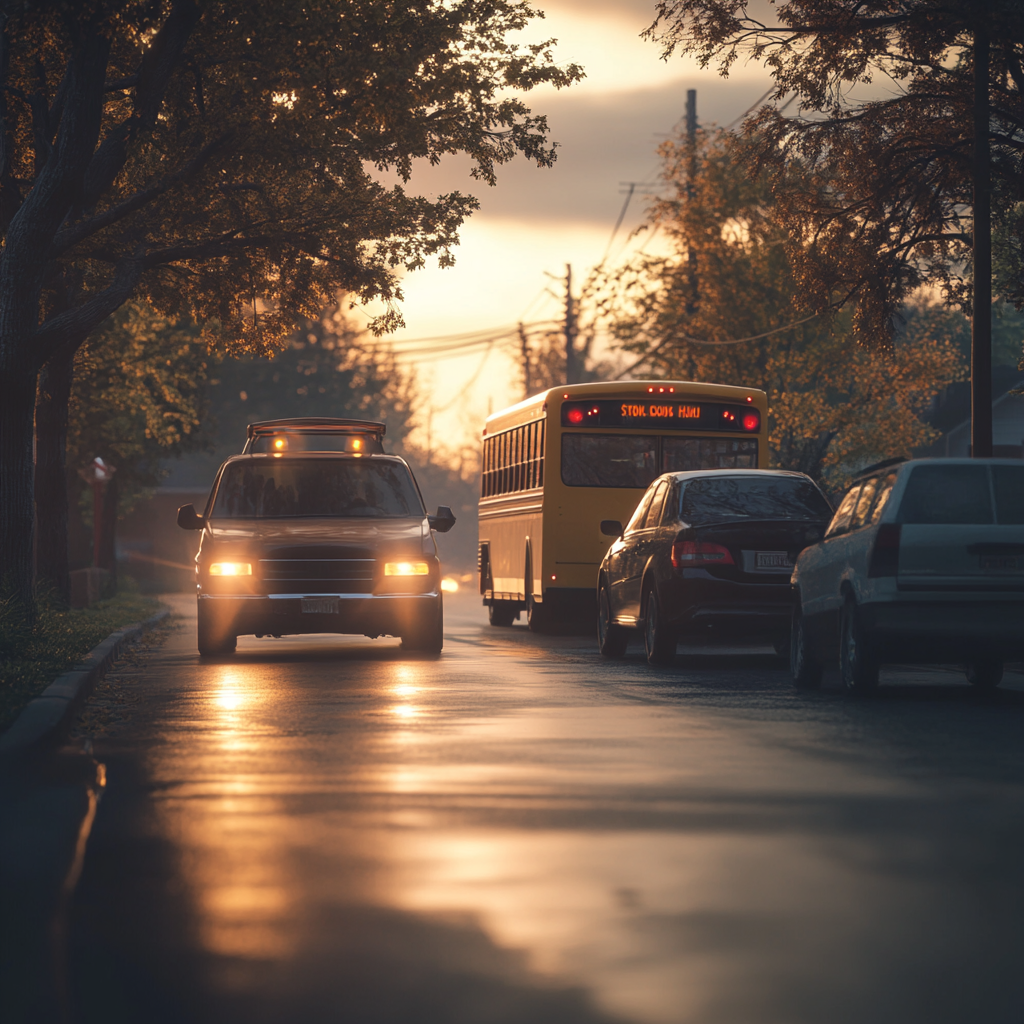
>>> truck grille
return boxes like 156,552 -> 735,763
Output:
259,559 -> 375,594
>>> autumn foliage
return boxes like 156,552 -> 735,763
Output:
603,130 -> 965,489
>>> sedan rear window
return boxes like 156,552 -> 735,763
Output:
897,465 -> 993,524
681,476 -> 832,523
212,459 -> 423,518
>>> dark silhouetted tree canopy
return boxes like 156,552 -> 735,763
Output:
0,0 -> 582,608
645,0 -> 1024,344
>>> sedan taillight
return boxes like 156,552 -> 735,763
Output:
868,523 -> 901,577
672,540 -> 735,568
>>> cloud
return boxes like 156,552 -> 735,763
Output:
398,77 -> 773,229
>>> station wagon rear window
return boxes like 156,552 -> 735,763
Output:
897,464 -> 1024,525
681,476 -> 832,523
212,460 -> 423,518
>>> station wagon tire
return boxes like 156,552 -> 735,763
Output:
643,587 -> 676,666
597,583 -> 628,659
197,603 -> 236,656
488,601 -> 517,627
840,597 -> 879,695
790,605 -> 823,690
402,598 -> 443,654
965,660 -> 1004,691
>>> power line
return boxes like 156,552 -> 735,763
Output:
613,313 -> 820,379
430,341 -> 496,411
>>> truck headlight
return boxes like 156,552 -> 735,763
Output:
384,561 -> 429,577
208,562 -> 252,576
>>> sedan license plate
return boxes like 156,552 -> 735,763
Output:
755,551 -> 792,570
980,555 -> 1022,571
301,597 -> 339,614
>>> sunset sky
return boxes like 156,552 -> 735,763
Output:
370,0 -> 773,461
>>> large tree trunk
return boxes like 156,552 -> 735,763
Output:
0,365 -> 40,615
34,342 -> 77,607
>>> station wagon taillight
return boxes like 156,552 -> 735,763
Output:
672,541 -> 735,568
868,523 -> 901,577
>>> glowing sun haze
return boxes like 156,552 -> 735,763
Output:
370,0 -> 773,462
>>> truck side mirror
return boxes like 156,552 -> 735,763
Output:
177,503 -> 205,531
428,505 -> 457,533
600,520 -> 623,538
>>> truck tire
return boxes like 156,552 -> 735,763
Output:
197,602 -> 236,656
403,598 -> 443,654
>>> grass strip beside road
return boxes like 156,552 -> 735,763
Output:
0,580 -> 161,734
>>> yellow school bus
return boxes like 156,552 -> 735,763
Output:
478,380 -> 768,630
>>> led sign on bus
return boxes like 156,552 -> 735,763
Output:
561,399 -> 760,433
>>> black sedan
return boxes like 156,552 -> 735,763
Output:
597,470 -> 833,665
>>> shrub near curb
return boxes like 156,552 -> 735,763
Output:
0,581 -> 161,734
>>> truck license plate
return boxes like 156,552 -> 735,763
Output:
301,597 -> 339,614
755,551 -> 792,570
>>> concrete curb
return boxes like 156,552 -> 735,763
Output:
0,608 -> 171,762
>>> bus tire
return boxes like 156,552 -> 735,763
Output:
527,598 -> 548,633
642,586 -> 676,666
597,582 -> 628,659
488,601 -> 517,627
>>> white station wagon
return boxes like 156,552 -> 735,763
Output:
790,458 -> 1024,693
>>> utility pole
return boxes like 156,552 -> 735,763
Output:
685,89 -> 699,317
564,263 -> 578,385
972,6 -> 992,458
518,322 -> 531,397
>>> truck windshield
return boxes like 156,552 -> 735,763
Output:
212,459 -> 423,518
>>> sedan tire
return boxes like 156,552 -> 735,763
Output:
197,602 -> 236,657
965,660 -> 1004,691
840,597 -> 879,695
402,598 -> 443,654
790,605 -> 823,690
597,583 -> 628,659
643,587 -> 676,667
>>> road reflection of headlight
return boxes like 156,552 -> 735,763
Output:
215,669 -> 246,710
391,704 -> 419,719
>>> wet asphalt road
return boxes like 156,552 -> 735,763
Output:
62,590 -> 1024,1024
